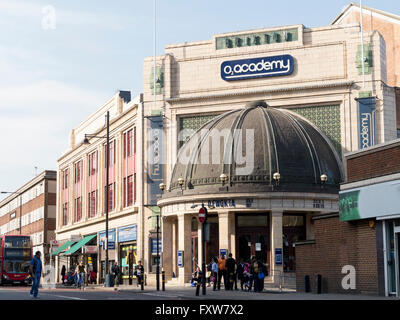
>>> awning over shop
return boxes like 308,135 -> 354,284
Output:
61,234 -> 97,256
51,240 -> 75,256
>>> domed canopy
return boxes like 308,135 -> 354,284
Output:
166,101 -> 342,197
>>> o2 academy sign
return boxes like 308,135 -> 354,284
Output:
221,54 -> 294,81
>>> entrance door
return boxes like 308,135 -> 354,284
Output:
237,232 -> 269,265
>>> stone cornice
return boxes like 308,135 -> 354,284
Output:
166,81 -> 354,104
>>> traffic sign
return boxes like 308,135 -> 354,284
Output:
198,206 -> 208,223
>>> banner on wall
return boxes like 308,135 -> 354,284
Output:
357,97 -> 376,150
118,225 -> 137,243
146,116 -> 163,205
339,179 -> 400,221
98,229 -> 116,246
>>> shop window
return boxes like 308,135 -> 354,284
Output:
74,197 -> 82,222
283,215 -> 304,227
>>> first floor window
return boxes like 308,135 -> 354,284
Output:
62,203 -> 68,226
124,175 -> 134,207
74,197 -> 82,222
104,183 -> 115,212
88,191 -> 97,218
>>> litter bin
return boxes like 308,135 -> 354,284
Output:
304,275 -> 310,292
105,274 -> 114,287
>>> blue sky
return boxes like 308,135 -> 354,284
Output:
0,0 -> 398,199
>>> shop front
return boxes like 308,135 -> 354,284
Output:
118,224 -> 137,285
98,229 -> 116,284
340,177 -> 400,297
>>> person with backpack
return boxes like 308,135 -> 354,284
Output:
29,251 -> 42,298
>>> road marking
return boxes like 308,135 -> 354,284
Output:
39,293 -> 87,300
141,292 -> 180,298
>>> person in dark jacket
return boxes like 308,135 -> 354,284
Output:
236,259 -> 245,290
225,253 -> 236,290
61,265 -> 66,284
112,262 -> 120,286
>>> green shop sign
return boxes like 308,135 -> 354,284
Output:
339,190 -> 361,222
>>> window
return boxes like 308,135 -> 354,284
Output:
62,203 -> 68,226
62,169 -> 69,189
74,197 -> 82,222
88,191 -> 97,218
124,175 -> 134,207
104,183 -> 115,212
10,212 -> 16,219
124,129 -> 133,158
89,151 -> 97,176
105,141 -> 115,167
74,161 -> 82,183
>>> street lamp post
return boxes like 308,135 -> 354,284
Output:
83,110 -> 112,287
1,191 -> 22,235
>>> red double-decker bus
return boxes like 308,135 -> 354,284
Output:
0,235 -> 32,285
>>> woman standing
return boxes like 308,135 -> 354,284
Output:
61,265 -> 66,284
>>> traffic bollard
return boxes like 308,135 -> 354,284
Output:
304,275 -> 310,293
141,275 -> 144,291
162,271 -> 165,291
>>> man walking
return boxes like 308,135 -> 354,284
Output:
77,262 -> 86,288
217,254 -> 227,290
135,260 -> 144,287
29,251 -> 42,298
236,259 -> 245,290
112,262 -> 120,286
211,257 -> 218,291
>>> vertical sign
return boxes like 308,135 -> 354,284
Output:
358,97 -> 376,149
275,248 -> 282,265
177,250 -> 184,267
147,116 -> 163,205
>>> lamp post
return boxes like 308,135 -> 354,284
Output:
1,191 -> 22,235
156,182 -> 166,291
83,111 -> 112,287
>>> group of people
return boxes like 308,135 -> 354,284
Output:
192,253 -> 268,293
60,262 -> 96,288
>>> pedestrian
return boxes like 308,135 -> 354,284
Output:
242,261 -> 250,290
249,256 -> 256,292
61,265 -> 66,284
237,259 -> 244,290
72,264 -> 79,287
206,262 -> 212,287
112,262 -> 120,286
135,260 -> 144,287
225,253 -> 236,290
217,254 -> 227,290
77,261 -> 86,288
29,251 -> 42,298
211,257 -> 218,291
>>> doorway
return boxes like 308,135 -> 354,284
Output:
235,213 -> 270,268
282,214 -> 306,272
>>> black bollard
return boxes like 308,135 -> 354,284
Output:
314,274 -> 322,294
304,275 -> 310,293
162,271 -> 165,291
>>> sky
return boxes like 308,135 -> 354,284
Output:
0,0 -> 399,200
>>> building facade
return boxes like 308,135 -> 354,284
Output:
142,16 -> 398,284
0,170 -> 57,267
54,91 -> 144,284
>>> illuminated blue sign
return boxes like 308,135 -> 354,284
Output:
221,55 -> 294,81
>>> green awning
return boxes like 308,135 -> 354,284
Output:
51,240 -> 75,256
61,234 -> 97,256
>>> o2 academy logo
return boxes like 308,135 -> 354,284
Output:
221,54 -> 294,81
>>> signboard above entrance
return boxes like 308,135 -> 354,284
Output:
221,55 -> 294,81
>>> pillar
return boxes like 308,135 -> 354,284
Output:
177,214 -> 192,284
271,210 -> 283,284
218,211 -> 235,256
162,216 -> 173,280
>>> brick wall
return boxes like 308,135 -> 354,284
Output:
347,145 -> 400,182
296,215 -> 379,295
396,88 -> 400,128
